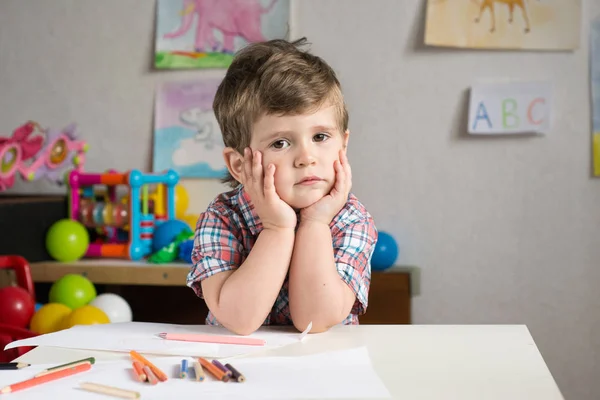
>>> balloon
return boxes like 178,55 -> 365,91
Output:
90,293 -> 132,323
0,286 -> 35,329
29,303 -> 72,334
46,219 -> 89,262
62,305 -> 110,328
49,274 -> 97,309
371,231 -> 399,271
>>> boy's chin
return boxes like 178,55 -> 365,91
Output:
283,193 -> 326,210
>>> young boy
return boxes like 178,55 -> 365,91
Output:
187,38 -> 378,336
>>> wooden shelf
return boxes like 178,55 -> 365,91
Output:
29,259 -> 416,325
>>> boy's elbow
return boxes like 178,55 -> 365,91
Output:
219,314 -> 265,336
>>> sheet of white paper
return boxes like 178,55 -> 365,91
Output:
468,81 -> 553,135
5,322 -> 308,358
0,347 -> 390,399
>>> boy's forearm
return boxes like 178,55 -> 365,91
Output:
217,228 -> 294,334
289,221 -> 354,333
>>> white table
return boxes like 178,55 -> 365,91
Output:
14,324 -> 564,399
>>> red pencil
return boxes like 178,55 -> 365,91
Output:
0,362 -> 91,394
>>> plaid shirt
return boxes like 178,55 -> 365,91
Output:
187,185 -> 378,326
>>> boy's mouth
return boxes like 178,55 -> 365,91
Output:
297,176 -> 324,185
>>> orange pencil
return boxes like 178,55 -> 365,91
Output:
0,362 -> 91,394
132,361 -> 147,382
198,358 -> 229,382
129,350 -> 168,382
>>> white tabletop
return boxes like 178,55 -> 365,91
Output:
14,324 -> 564,400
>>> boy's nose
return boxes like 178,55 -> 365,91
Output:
294,146 -> 316,168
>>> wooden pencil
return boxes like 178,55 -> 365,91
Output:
79,382 -> 140,399
225,363 -> 246,383
142,366 -> 158,385
0,363 -> 91,394
198,358 -> 229,382
129,350 -> 167,382
0,362 -> 29,370
193,361 -> 205,382
35,357 -> 95,377
131,361 -> 146,382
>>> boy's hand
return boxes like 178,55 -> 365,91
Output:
300,149 -> 352,226
241,148 -> 297,231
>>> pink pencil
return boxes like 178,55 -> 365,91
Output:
158,333 -> 266,346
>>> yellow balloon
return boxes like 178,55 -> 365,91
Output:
174,185 -> 189,219
29,303 -> 72,334
63,305 -> 110,328
181,213 -> 199,231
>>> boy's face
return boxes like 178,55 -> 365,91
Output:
250,104 -> 349,210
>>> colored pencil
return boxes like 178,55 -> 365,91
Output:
158,332 -> 265,346
211,360 -> 232,377
198,358 -> 229,382
180,359 -> 188,379
142,366 -> 158,385
0,362 -> 29,370
35,357 -> 95,377
0,362 -> 91,394
79,382 -> 140,399
131,361 -> 146,382
192,361 -> 205,382
129,350 -> 168,382
225,363 -> 246,383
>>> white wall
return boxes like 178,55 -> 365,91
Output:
1,1 -> 599,398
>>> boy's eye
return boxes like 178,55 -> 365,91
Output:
271,139 -> 290,149
314,133 -> 329,142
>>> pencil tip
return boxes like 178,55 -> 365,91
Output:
157,333 -> 166,338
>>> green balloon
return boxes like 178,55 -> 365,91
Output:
46,219 -> 89,262
49,273 -> 97,309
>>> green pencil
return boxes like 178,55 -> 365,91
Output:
35,357 -> 95,377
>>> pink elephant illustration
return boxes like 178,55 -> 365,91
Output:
164,0 -> 278,54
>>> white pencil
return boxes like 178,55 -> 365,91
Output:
79,382 -> 140,399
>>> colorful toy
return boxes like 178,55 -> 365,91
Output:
178,238 -> 194,264
0,121 -> 87,191
0,286 -> 35,329
371,231 -> 399,271
45,219 -> 90,262
152,219 -> 191,253
90,293 -> 132,323
48,273 -> 97,309
67,169 -> 179,260
29,303 -> 72,334
62,305 -> 110,328
148,229 -> 194,264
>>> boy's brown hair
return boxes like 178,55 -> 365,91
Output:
213,37 -> 349,188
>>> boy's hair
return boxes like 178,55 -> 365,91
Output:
213,37 -> 349,188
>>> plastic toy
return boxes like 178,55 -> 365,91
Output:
0,286 -> 35,329
62,305 -> 109,328
90,293 -> 132,323
152,219 -> 191,253
178,238 -> 194,264
0,121 -> 87,191
48,273 -> 97,309
148,229 -> 194,263
45,219 -> 90,262
371,231 -> 399,271
29,303 -> 72,334
67,169 -> 179,260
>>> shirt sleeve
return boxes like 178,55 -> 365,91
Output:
187,210 -> 243,299
332,212 -> 378,316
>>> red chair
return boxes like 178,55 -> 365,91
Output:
0,255 -> 37,362
0,255 -> 35,298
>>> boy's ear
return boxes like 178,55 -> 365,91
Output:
343,130 -> 350,152
223,147 -> 244,184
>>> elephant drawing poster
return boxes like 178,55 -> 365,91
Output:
153,80 -> 227,179
155,0 -> 290,69
424,0 -> 581,50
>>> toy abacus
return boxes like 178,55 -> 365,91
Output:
67,169 -> 179,260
